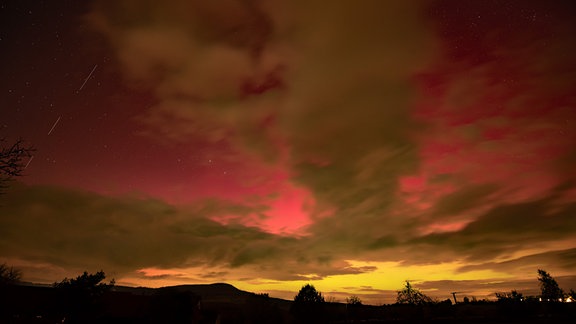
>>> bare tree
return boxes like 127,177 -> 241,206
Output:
0,263 -> 22,285
346,295 -> 362,305
0,138 -> 34,193
396,281 -> 433,305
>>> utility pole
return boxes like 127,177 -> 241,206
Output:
451,292 -> 460,304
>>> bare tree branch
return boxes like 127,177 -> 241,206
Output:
0,138 -> 35,193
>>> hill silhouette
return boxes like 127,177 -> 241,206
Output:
115,282 -> 283,303
158,283 -> 246,300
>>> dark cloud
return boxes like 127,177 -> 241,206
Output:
199,271 -> 229,279
366,235 -> 399,250
356,286 -> 391,293
137,274 -> 178,281
0,184 -> 279,277
230,242 -> 282,268
430,183 -> 499,219
457,248 -> 576,274
409,187 -> 576,262
280,1 -> 438,246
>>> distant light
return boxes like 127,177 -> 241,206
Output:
566,297 -> 573,303
539,298 -> 542,302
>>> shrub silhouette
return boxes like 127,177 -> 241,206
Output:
495,290 -> 523,302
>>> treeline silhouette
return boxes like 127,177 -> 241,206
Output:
1,264 -> 575,323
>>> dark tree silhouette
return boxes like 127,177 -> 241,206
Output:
537,269 -> 564,301
396,281 -> 433,305
568,289 -> 576,301
291,284 -> 326,323
294,284 -> 325,303
0,138 -> 34,194
495,290 -> 523,302
54,271 -> 115,322
0,263 -> 21,286
54,270 -> 115,296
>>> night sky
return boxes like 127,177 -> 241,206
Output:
1,0 -> 576,304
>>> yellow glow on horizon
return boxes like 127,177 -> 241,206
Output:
119,259 -> 514,304
228,260 -> 513,301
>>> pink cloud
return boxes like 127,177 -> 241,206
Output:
395,0 -> 576,230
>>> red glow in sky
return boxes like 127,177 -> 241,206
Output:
1,0 -> 576,303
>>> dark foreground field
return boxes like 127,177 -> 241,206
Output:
1,284 -> 574,323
